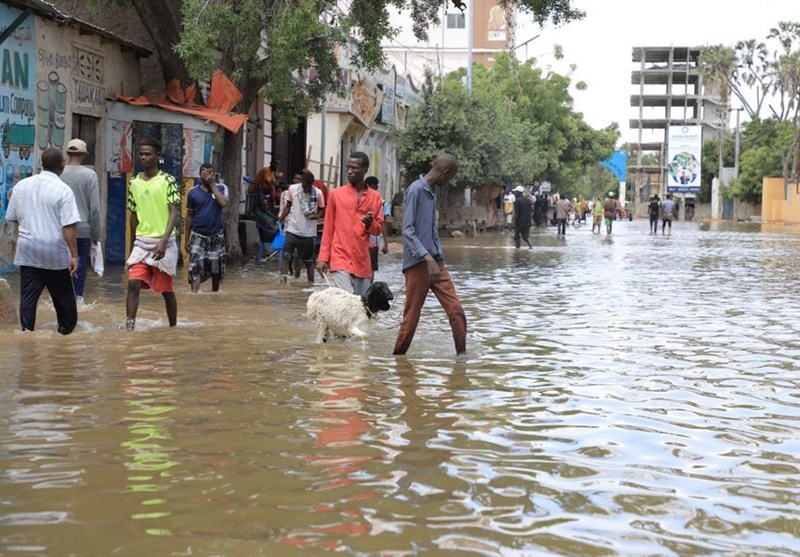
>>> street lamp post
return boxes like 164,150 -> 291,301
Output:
513,34 -> 540,61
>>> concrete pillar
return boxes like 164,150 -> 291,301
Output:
711,177 -> 721,219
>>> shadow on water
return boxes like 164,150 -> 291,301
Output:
1,220 -> 799,555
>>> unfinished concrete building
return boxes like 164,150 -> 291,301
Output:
629,46 -> 719,208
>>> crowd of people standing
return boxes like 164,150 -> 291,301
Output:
505,186 -> 630,241
504,184 -> 684,241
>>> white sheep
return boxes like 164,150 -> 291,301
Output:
306,282 -> 393,344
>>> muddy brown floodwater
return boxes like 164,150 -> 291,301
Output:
1,220 -> 798,556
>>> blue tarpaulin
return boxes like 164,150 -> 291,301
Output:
601,150 -> 628,182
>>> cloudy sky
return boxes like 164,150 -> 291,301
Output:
515,0 -> 799,145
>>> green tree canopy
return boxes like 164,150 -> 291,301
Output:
729,119 -> 796,203
396,69 -> 539,188
91,0 -> 586,257
397,52 -> 617,191
699,21 -> 799,197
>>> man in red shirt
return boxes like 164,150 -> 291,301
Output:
317,152 -> 384,295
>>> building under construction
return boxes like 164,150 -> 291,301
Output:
629,46 -> 721,208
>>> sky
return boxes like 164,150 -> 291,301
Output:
515,0 -> 799,146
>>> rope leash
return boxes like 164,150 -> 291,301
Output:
318,270 -> 332,287
377,283 -> 406,330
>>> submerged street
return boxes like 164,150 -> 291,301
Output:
1,220 -> 798,556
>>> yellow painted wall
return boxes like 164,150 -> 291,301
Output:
761,177 -> 800,224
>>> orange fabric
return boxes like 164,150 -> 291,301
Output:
115,70 -> 247,133
318,184 -> 384,279
128,262 -> 174,293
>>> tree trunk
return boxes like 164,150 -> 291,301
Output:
223,129 -> 244,261
219,69 -> 266,262
130,0 -> 193,87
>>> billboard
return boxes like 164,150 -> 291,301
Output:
667,125 -> 702,193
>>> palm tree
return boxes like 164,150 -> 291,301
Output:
699,45 -> 737,179
768,21 -> 800,55
734,39 -> 768,117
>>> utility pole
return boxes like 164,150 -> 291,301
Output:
733,107 -> 742,177
320,100 -> 327,182
466,0 -> 473,92
464,0 -> 473,206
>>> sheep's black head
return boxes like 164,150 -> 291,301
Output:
363,282 -> 393,316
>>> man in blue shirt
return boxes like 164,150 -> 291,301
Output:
185,163 -> 228,292
393,153 -> 466,356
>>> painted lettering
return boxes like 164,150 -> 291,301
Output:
10,94 -> 35,119
37,48 -> 73,70
0,49 -> 28,89
0,24 -> 33,44
74,80 -> 105,107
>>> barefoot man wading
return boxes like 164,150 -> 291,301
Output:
125,137 -> 181,331
393,153 -> 467,356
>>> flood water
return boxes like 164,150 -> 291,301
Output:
1,220 -> 799,556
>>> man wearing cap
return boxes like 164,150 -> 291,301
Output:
512,186 -> 533,249
61,138 -> 101,304
603,191 -> 619,235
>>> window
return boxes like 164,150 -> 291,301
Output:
446,13 -> 465,29
71,114 -> 99,166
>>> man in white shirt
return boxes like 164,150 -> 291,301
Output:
277,171 -> 325,283
6,147 -> 81,334
60,138 -> 101,304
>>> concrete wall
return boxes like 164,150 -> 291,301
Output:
762,177 -> 800,224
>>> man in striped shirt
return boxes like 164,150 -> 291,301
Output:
6,147 -> 81,334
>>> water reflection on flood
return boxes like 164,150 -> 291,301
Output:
1,221 -> 799,556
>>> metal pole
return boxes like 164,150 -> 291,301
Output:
465,0 -> 473,206
320,100 -> 326,180
466,0 -> 473,91
734,108 -> 741,177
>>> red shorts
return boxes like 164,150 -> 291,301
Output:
128,262 -> 174,293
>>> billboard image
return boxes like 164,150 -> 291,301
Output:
667,125 -> 702,193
